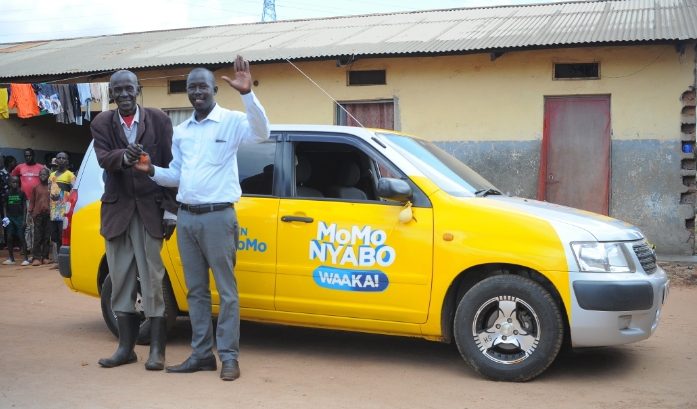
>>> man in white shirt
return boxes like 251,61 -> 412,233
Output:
136,55 -> 270,381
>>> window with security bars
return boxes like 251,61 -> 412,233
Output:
553,63 -> 600,80
168,79 -> 187,93
347,70 -> 386,86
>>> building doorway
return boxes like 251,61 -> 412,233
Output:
539,95 -> 611,215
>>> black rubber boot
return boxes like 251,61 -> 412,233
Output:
98,313 -> 139,368
145,317 -> 166,370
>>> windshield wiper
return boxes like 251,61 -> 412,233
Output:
474,188 -> 502,197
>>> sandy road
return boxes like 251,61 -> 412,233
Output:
0,262 -> 695,409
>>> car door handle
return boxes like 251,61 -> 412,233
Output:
281,215 -> 314,223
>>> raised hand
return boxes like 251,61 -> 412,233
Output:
221,55 -> 252,94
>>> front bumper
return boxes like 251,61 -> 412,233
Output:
569,266 -> 669,347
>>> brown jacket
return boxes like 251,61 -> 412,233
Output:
92,106 -> 178,240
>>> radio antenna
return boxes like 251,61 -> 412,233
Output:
284,58 -> 365,128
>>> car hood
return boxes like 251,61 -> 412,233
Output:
485,196 -> 644,242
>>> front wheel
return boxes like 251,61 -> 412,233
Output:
100,273 -> 178,344
454,275 -> 563,381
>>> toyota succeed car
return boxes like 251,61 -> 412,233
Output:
58,125 -> 668,381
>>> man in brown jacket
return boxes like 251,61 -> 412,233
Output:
92,70 -> 178,371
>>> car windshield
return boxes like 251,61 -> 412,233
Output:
379,132 -> 497,197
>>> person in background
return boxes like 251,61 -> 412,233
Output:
135,57 -> 270,382
29,168 -> 51,266
11,148 -> 44,258
49,157 -> 59,173
2,176 -> 30,266
92,70 -> 178,371
5,156 -> 18,175
0,153 -> 9,250
49,152 -> 76,266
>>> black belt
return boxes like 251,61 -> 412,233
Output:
180,202 -> 233,214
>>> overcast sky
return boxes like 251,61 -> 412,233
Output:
1,0 -> 576,44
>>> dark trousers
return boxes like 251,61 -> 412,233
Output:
32,213 -> 51,260
7,216 -> 28,261
50,220 -> 63,246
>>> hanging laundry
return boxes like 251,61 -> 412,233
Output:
0,88 -> 8,119
89,82 -> 101,108
99,82 -> 110,111
69,84 -> 82,125
7,83 -> 39,118
55,84 -> 76,124
76,83 -> 92,122
34,83 -> 60,115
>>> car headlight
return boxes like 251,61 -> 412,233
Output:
570,242 -> 632,273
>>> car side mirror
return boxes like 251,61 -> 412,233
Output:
377,178 -> 412,203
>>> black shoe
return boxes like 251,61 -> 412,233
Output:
220,359 -> 240,381
145,317 -> 166,371
165,355 -> 217,373
98,313 -> 140,368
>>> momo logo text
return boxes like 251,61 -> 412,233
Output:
309,222 -> 396,267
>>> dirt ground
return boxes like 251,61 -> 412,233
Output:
0,259 -> 696,409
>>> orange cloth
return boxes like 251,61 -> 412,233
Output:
0,88 -> 8,119
7,83 -> 39,118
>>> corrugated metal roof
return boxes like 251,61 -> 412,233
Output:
0,0 -> 695,79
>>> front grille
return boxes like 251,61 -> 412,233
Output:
633,242 -> 657,274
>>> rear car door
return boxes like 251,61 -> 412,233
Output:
167,137 -> 280,311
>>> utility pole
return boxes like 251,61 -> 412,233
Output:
262,0 -> 277,22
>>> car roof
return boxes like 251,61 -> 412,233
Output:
269,124 -> 421,142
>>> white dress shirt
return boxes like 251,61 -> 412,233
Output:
151,91 -> 270,205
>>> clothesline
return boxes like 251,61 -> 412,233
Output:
0,70 -> 188,86
0,72 -> 191,122
1,82 -> 110,124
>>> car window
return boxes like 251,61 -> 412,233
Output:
292,141 -> 400,202
239,141 -> 277,196
379,132 -> 496,197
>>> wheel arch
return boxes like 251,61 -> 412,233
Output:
439,263 -> 570,347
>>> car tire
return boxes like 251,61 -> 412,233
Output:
454,274 -> 563,382
100,273 -> 178,344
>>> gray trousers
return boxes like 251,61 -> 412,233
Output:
105,214 -> 166,317
178,206 -> 239,362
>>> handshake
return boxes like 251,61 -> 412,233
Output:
125,143 -> 153,175
124,143 -> 146,166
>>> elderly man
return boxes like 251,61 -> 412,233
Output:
92,70 -> 178,371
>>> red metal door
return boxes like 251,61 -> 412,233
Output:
539,96 -> 611,214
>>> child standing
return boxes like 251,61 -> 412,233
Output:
48,152 -> 76,265
29,168 -> 51,266
0,153 -> 9,250
2,176 -> 30,266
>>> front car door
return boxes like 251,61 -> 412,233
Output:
275,133 -> 434,324
165,138 -> 280,313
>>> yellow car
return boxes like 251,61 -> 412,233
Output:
58,125 -> 668,381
